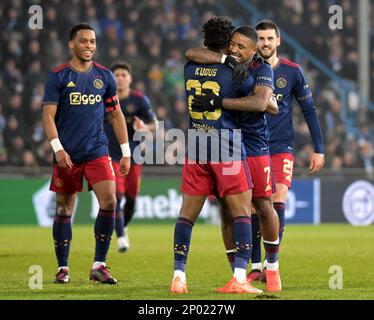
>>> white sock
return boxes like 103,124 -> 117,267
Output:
92,261 -> 106,269
173,270 -> 186,283
58,266 -> 69,272
233,268 -> 247,283
266,261 -> 279,271
251,262 -> 263,271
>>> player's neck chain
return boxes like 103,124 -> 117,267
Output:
70,62 -> 93,74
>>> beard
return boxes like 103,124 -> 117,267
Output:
258,47 -> 276,59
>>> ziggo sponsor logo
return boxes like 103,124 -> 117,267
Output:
69,92 -> 102,105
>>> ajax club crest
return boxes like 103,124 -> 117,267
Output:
276,77 -> 287,89
93,78 -> 104,89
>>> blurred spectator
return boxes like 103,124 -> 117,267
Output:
22,150 -> 37,167
101,7 -> 124,41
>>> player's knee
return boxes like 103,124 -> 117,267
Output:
56,205 -> 73,217
253,197 -> 277,220
253,197 -> 272,210
99,194 -> 117,211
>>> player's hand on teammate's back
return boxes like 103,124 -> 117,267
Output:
224,55 -> 248,81
191,89 -> 223,112
55,150 -> 73,168
119,156 -> 131,176
309,152 -> 325,174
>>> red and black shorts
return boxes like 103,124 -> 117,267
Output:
50,156 -> 115,194
181,159 -> 252,198
246,155 -> 275,198
270,153 -> 294,189
112,161 -> 142,198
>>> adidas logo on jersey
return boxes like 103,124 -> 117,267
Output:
67,81 -> 76,87
265,185 -> 272,192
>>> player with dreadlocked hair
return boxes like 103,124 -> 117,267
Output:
170,16 -> 263,295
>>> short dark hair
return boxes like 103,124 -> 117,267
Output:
255,20 -> 280,38
69,23 -> 95,40
232,25 -> 258,43
202,16 -> 234,52
110,61 -> 132,74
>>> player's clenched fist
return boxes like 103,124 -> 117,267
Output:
55,150 -> 73,168
119,156 -> 131,176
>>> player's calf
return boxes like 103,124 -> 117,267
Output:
53,213 -> 72,274
273,202 -> 286,242
232,216 -> 252,284
171,217 -> 194,293
249,213 -> 263,277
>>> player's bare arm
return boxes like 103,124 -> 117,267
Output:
223,85 -> 273,112
186,47 -> 247,81
42,104 -> 73,168
185,47 -> 221,64
192,84 -> 273,113
266,95 -> 279,115
110,109 -> 131,175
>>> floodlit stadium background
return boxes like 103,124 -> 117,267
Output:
0,1 -> 373,228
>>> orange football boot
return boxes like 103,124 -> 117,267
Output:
170,277 -> 188,294
216,276 -> 263,294
266,269 -> 282,292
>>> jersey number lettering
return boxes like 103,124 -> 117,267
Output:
264,166 -> 271,185
283,159 -> 293,182
186,80 -> 221,120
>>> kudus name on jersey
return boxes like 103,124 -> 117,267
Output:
69,92 -> 102,105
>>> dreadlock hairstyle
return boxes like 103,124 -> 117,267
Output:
202,16 -> 234,52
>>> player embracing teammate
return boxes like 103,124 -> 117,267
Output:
185,19 -> 325,291
171,16 -> 280,295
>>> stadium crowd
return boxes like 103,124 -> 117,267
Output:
0,0 -> 373,176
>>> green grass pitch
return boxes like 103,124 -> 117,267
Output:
0,224 -> 373,300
